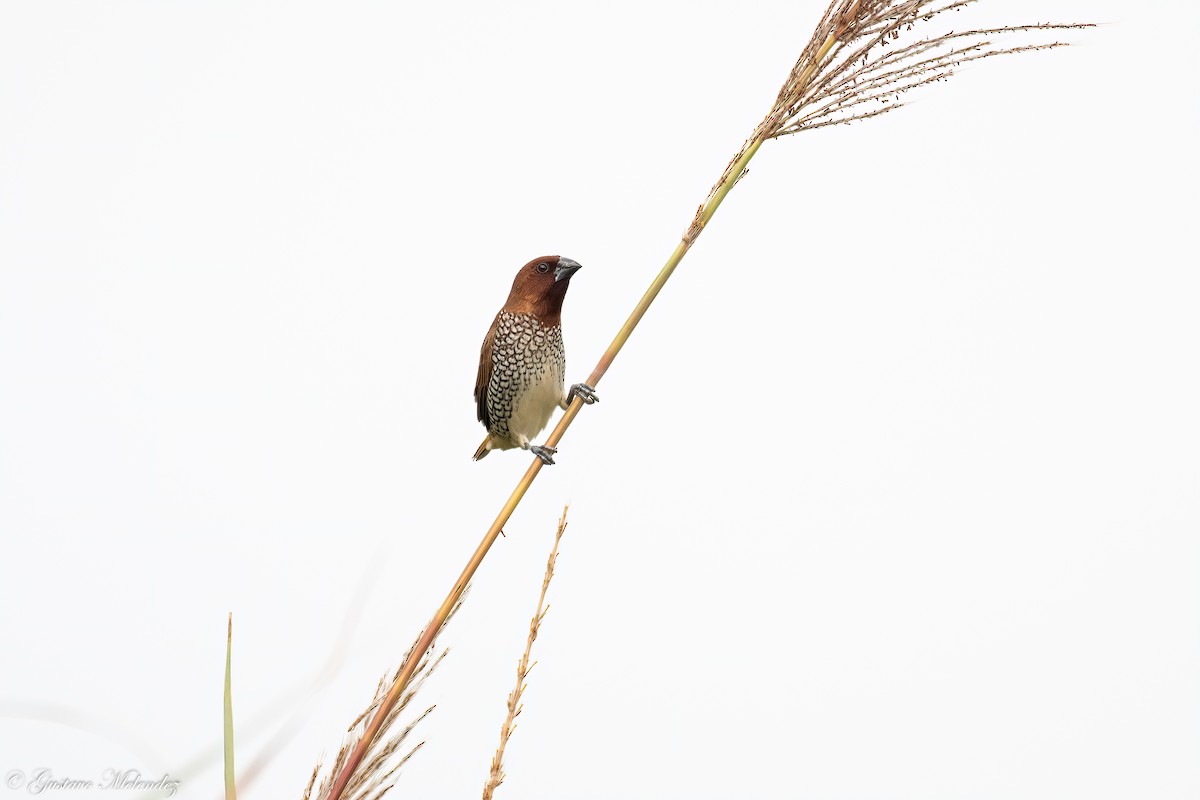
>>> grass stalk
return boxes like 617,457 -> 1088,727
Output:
224,614 -> 236,800
322,5 -> 1091,798
321,131 -> 771,800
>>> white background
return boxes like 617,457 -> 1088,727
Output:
2,1 -> 1197,798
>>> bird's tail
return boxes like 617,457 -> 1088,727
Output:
472,435 -> 491,461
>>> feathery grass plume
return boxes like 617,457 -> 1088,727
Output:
771,0 -> 1091,135
482,508 -> 570,800
686,1 -> 1093,243
306,597 -> 463,800
320,5 -> 1092,799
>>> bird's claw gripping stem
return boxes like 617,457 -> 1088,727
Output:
529,444 -> 557,466
568,383 -> 599,405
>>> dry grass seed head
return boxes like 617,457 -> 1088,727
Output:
765,0 -> 1094,136
307,598 -> 465,800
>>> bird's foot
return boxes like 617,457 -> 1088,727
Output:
529,444 -> 557,466
568,383 -> 600,405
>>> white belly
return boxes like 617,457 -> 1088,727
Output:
507,365 -> 563,442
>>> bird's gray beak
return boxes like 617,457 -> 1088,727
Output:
554,257 -> 582,283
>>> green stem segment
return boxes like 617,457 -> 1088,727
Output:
224,614 -> 237,800
583,137 -> 763,393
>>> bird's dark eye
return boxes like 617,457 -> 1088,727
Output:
536,262 -> 550,274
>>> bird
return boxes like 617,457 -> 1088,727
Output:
473,255 -> 598,465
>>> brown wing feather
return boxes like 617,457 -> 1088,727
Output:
474,313 -> 501,429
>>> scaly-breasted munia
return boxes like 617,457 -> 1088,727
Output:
473,255 -> 597,465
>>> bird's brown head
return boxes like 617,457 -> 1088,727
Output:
502,255 -> 582,325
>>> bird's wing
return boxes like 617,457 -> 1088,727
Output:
474,313 -> 501,427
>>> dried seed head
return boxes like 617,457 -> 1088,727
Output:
762,1 -> 1093,138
